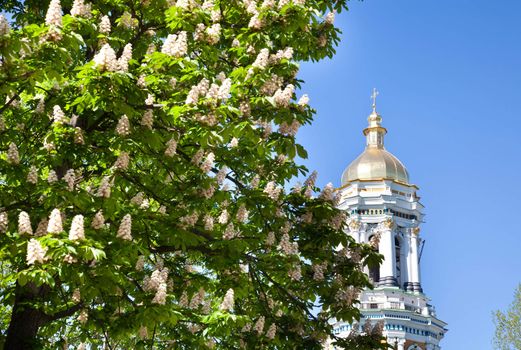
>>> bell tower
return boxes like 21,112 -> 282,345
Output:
330,91 -> 447,350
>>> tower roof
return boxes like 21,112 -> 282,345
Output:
341,90 -> 409,186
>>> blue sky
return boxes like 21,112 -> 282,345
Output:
297,0 -> 521,348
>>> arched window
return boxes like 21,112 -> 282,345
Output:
395,236 -> 401,287
368,235 -> 380,284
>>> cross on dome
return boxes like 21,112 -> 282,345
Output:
371,88 -> 379,112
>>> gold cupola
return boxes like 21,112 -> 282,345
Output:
341,90 -> 409,186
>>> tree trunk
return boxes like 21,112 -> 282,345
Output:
4,283 -> 46,350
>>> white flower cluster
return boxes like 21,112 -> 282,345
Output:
91,210 -> 105,230
18,211 -> 33,235
114,151 -> 130,170
194,23 -> 206,41
27,166 -> 38,184
215,166 -> 227,185
74,127 -> 84,144
189,287 -> 206,309
52,105 -> 68,124
179,290 -> 189,307
263,181 -> 282,200
117,43 -> 132,72
72,288 -> 81,303
0,15 -> 10,36
229,137 -> 239,148
251,48 -> 269,70
236,204 -> 249,223
63,169 -> 76,191
191,149 -> 205,167
129,192 -> 143,206
319,182 -> 334,201
299,211 -> 313,224
278,233 -> 298,255
250,174 -> 260,188
70,0 -> 92,18
47,208 -> 63,233
117,214 -> 132,240
288,264 -> 302,281
205,23 -> 221,44
140,110 -> 154,129
249,12 -> 263,29
253,316 -> 265,335
93,43 -> 118,72
97,176 -> 112,198
200,152 -> 215,173
266,323 -> 277,340
27,239 -> 47,265
265,231 -> 276,247
99,15 -> 111,34
144,267 -> 169,305
0,212 -> 8,233
223,223 -> 240,240
204,214 -> 214,231
116,115 -> 131,136
35,98 -> 45,114
325,11 -> 335,25
78,309 -> 88,324
278,120 -> 300,137
135,256 -> 145,271
161,32 -> 188,57
186,78 -> 209,105
180,212 -> 198,228
219,288 -> 234,311
261,74 -> 283,95
273,84 -> 295,108
69,215 -> 85,240
164,138 -> 177,157
7,143 -> 19,165
335,286 -> 359,306
330,211 -> 346,230
145,94 -> 154,106
241,322 -> 252,333
271,47 -> 294,63
45,0 -> 62,27
217,209 -> 229,224
298,94 -> 309,107
312,261 -> 327,281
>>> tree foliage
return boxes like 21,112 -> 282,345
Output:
0,0 -> 384,349
494,284 -> 521,350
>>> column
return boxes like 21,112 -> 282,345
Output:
409,227 -> 423,293
397,339 -> 406,350
404,228 -> 414,292
378,218 -> 398,287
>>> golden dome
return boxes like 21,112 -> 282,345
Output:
341,147 -> 409,185
341,90 -> 409,186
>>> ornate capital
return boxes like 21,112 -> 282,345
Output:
412,227 -> 420,235
382,217 -> 394,229
348,219 -> 361,231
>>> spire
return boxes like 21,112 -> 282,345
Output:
363,88 -> 387,149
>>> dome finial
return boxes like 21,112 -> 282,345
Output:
364,88 -> 386,149
371,88 -> 379,113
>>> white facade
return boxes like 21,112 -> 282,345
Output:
330,97 -> 447,349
